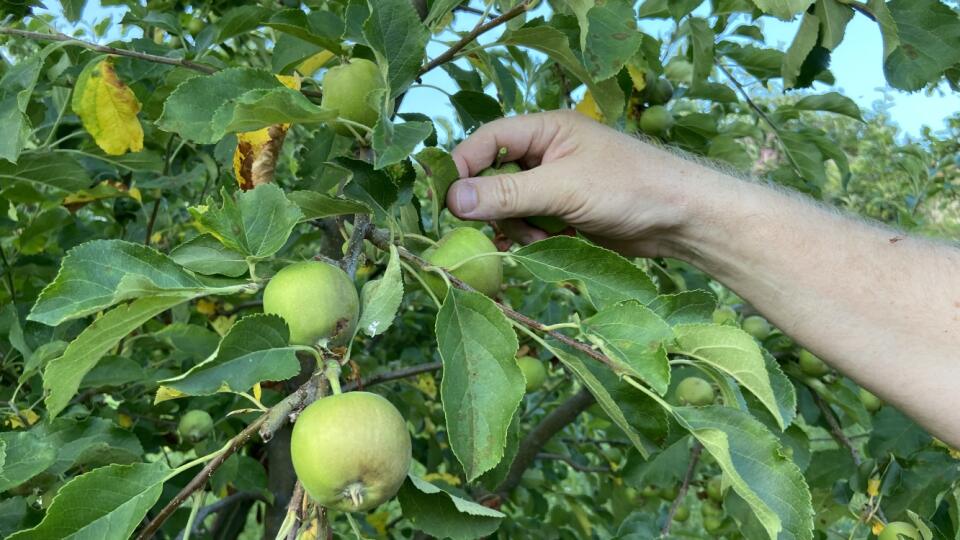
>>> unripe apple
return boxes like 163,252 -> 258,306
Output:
741,315 -> 772,340
701,499 -> 723,517
290,392 -> 412,512
422,228 -> 502,298
672,503 -> 690,522
712,305 -> 737,325
178,409 -> 213,444
878,521 -> 919,540
798,350 -> 830,377
706,475 -> 725,502
321,58 -> 385,136
516,356 -> 547,392
479,163 -> 567,233
640,105 -> 674,136
659,483 -> 679,501
675,376 -> 715,406
703,514 -> 724,533
859,388 -> 883,412
644,77 -> 674,105
262,261 -> 360,346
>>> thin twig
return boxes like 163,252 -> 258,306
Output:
661,441 -> 702,536
536,453 -> 611,473
144,199 -> 161,246
0,27 -> 323,99
0,245 -> 15,300
341,361 -> 441,392
366,228 -> 618,372
561,437 -> 631,447
812,392 -> 862,466
455,5 -> 499,19
341,214 -> 371,279
418,1 -> 531,76
284,483 -> 306,540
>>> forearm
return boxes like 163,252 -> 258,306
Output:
667,167 -> 960,445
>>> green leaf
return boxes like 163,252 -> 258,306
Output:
0,152 -> 90,194
0,496 -> 26,538
157,68 -> 282,143
478,412 -> 520,490
413,147 -> 459,215
816,0 -> 854,50
779,129 -> 826,186
209,87 -> 336,136
750,0 -> 814,20
42,296 -> 184,418
543,339 -> 655,458
157,314 -> 300,400
170,234 -> 249,277
883,0 -> 960,92
867,407 -> 932,458
793,92 -> 862,120
197,184 -> 303,261
514,236 -> 658,310
0,43 -> 67,162
30,417 -> 143,476
499,25 -> 625,123
287,191 -> 372,221
214,5 -> 272,43
28,240 -> 249,326
581,301 -> 673,395
7,462 -> 169,540
0,431 -> 56,492
646,290 -> 717,326
265,9 -> 345,53
60,0 -> 87,23
674,406 -> 813,540
425,0 -> 461,27
582,0 -> 642,81
435,289 -> 523,481
372,119 -> 434,169
708,134 -> 753,170
398,475 -> 504,539
81,355 -> 148,388
688,18 -> 715,86
719,43 -> 784,82
782,12 -> 820,89
672,324 -> 786,430
450,91 -> 504,133
363,0 -> 430,98
338,158 -> 399,221
357,245 -> 403,337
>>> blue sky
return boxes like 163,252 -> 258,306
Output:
32,0 -> 960,138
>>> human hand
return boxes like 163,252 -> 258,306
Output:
446,110 -> 706,258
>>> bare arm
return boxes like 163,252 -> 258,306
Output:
447,111 -> 960,446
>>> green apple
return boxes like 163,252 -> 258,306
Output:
263,261 -> 360,346
290,392 -> 412,512
659,483 -> 679,501
673,504 -> 690,522
741,315 -> 772,340
479,163 -> 568,233
178,410 -> 213,444
878,521 -> 919,540
712,305 -> 737,325
321,58 -> 385,136
675,376 -> 715,406
644,77 -> 674,105
706,475 -> 724,502
640,105 -> 674,136
422,228 -> 502,298
859,388 -> 883,412
701,499 -> 723,517
703,515 -> 724,533
798,349 -> 830,377
517,356 -> 547,392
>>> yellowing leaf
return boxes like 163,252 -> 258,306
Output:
232,74 -> 301,190
195,298 -> 218,316
366,511 -> 391,536
72,57 -> 144,155
575,90 -> 603,121
252,383 -> 262,402
867,477 -> 880,497
871,521 -> 884,535
423,471 -> 461,486
117,413 -> 134,429
5,409 -> 40,429
627,64 -> 647,92
297,50 -> 335,77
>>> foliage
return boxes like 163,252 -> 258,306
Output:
1,0 -> 959,539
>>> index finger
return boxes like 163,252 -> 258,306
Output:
451,112 -> 565,177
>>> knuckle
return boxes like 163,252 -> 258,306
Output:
494,174 -> 522,213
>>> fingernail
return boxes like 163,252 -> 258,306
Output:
451,181 -> 478,215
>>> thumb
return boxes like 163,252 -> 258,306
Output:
446,164 -> 564,221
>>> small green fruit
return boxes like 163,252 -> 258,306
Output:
517,356 -> 547,392
878,521 -> 919,540
742,315 -> 772,340
639,105 -> 674,136
478,163 -> 568,233
178,410 -> 214,444
859,388 -> 883,412
659,484 -> 679,501
664,59 -> 693,84
186,17 -> 204,35
321,58 -> 385,136
703,515 -> 724,533
645,77 -> 674,105
706,475 -> 724,502
641,484 -> 660,498
675,377 -> 715,406
798,350 -> 830,377
263,261 -> 359,346
712,305 -> 737,325
291,392 -> 412,512
422,228 -> 502,298
672,504 -> 690,522
701,499 -> 724,517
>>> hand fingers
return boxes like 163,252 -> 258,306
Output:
446,161 -> 570,221
497,219 -> 549,245
451,112 -> 566,177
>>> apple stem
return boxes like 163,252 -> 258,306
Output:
494,146 -> 507,168
324,360 -> 343,395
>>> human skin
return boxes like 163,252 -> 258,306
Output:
446,110 -> 960,447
